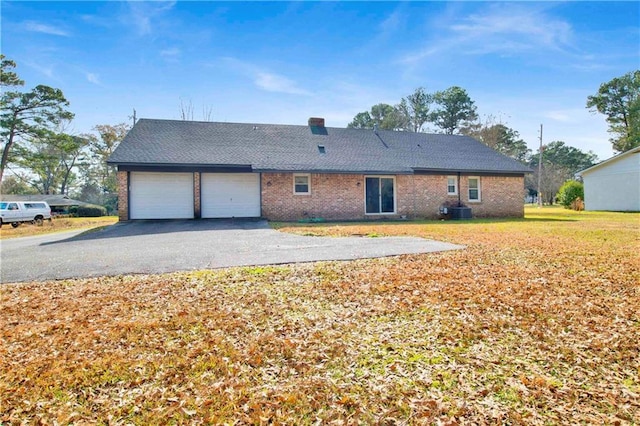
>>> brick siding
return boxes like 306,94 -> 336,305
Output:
262,172 -> 524,221
262,173 -> 364,220
117,170 -> 524,221
194,172 -> 201,219
459,175 -> 525,218
117,171 -> 128,221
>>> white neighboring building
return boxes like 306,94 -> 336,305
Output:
579,147 -> 640,212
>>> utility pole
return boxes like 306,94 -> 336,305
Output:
130,108 -> 137,127
537,124 -> 543,208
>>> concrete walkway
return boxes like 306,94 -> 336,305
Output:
0,220 -> 463,283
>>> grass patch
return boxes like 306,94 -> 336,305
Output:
1,207 -> 639,424
0,216 -> 118,239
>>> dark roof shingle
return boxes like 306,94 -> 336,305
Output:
108,119 -> 532,174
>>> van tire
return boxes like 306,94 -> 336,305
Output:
34,216 -> 44,226
11,222 -> 20,228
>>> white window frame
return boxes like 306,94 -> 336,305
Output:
293,173 -> 311,195
364,175 -> 397,215
447,176 -> 458,195
468,176 -> 481,202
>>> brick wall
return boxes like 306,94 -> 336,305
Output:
396,175 -> 462,219
194,172 -> 201,219
460,175 -> 525,218
116,170 -> 524,222
262,173 -> 365,220
117,171 -> 128,221
262,172 -> 524,221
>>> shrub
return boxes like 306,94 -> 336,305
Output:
557,180 -> 584,209
571,197 -> 585,211
68,206 -> 78,217
77,204 -> 107,217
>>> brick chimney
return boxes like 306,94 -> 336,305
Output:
308,117 -> 325,127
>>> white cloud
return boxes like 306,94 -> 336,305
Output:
159,48 -> 181,64
86,73 -> 101,85
544,110 -> 573,123
80,14 -> 113,29
26,61 -> 55,79
24,21 -> 69,37
450,7 -> 573,50
379,10 -> 402,36
402,4 -> 574,64
125,1 -> 176,36
220,57 -> 312,96
254,72 -> 312,96
160,47 -> 182,57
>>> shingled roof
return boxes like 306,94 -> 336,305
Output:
0,194 -> 89,207
108,118 -> 532,175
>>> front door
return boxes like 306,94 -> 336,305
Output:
365,177 -> 395,214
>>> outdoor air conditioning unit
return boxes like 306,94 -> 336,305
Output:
450,206 -> 472,220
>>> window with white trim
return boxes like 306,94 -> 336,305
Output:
447,176 -> 457,195
293,174 -> 310,194
468,177 -> 481,202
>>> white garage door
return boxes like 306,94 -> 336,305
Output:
130,172 -> 194,219
201,173 -> 260,218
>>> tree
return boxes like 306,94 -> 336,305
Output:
347,111 -> 373,129
527,141 -> 598,205
462,116 -> 530,162
179,98 -> 214,121
586,70 -> 640,153
77,122 -> 130,212
1,55 -> 23,87
0,56 -> 74,186
84,123 -> 130,193
13,130 -> 89,194
347,103 -> 404,130
371,103 -> 405,130
529,141 -> 598,176
527,161 -> 569,205
431,86 -> 478,134
0,175 -> 37,195
557,180 -> 584,209
396,87 -> 432,132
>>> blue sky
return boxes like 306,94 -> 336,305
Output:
2,1 -> 638,160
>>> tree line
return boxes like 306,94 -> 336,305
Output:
348,71 -> 639,204
0,55 -> 130,213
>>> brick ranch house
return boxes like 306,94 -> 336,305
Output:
107,118 -> 531,221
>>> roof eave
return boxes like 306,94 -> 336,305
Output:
412,168 -> 531,175
254,168 -> 413,175
577,146 -> 640,176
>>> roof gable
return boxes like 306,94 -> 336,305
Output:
579,146 -> 640,176
108,118 -> 532,175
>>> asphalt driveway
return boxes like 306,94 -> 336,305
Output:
0,220 -> 463,283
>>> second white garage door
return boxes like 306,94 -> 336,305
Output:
201,173 -> 261,218
130,172 -> 194,219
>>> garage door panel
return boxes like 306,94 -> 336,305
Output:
201,173 -> 260,218
130,172 -> 194,219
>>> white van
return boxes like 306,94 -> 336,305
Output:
0,201 -> 52,228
